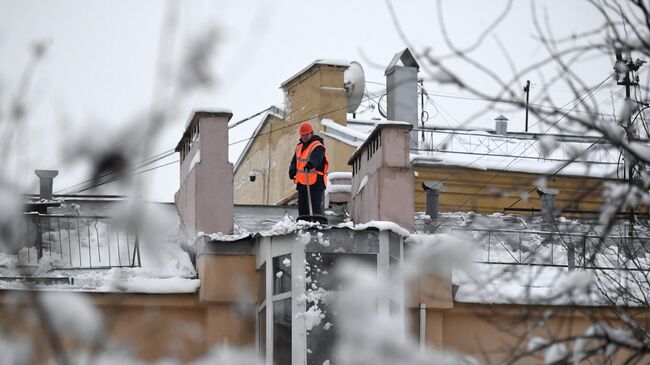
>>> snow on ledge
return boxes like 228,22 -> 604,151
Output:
336,220 -> 410,237
328,172 -> 352,180
117,277 -> 200,294
327,185 -> 351,194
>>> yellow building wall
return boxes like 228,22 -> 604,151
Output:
414,165 -> 609,214
235,64 -> 353,205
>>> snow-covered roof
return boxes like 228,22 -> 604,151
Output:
411,129 -> 625,178
320,117 -> 639,178
413,211 -> 650,306
1,199 -> 199,293
280,59 -> 350,89
183,108 -> 233,130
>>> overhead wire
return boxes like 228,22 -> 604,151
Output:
72,159 -> 181,194
55,148 -> 177,195
447,75 -> 613,211
411,75 -> 612,212
61,90 -> 390,195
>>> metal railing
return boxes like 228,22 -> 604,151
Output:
416,129 -> 620,165
15,213 -> 141,269
446,227 -> 650,271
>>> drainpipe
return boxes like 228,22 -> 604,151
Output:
419,303 -> 426,351
422,181 -> 443,219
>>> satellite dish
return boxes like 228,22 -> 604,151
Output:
344,61 -> 366,114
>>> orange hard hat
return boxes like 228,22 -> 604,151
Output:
299,121 -> 313,135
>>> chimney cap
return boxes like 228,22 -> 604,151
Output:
494,114 -> 509,122
347,122 -> 413,165
536,186 -> 559,196
176,109 -> 233,152
385,48 -> 420,75
35,170 -> 58,178
422,181 -> 443,191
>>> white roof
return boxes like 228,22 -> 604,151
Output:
323,118 -> 631,178
280,59 -> 350,88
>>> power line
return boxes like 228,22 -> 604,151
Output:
55,149 -> 176,195
445,75 -> 612,211
227,91 -> 388,147
71,159 -> 180,194
411,75 -> 611,212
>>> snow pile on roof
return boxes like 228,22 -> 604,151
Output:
0,203 -> 199,294
321,118 -> 369,147
336,220 -> 410,237
199,224 -> 251,242
260,214 -> 323,237
327,185 -> 351,194
412,130 -> 626,178
328,172 -> 352,180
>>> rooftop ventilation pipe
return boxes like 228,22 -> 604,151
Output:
494,115 -> 508,136
385,48 -> 420,150
422,181 -> 443,219
35,170 -> 58,201
536,186 -> 559,229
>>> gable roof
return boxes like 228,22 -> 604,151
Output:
232,106 -> 284,173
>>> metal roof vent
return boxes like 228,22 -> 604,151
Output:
494,115 -> 508,136
35,170 -> 58,201
385,48 -> 420,150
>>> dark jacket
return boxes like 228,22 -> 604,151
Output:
289,135 -> 326,191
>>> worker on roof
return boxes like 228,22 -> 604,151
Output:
289,121 -> 329,216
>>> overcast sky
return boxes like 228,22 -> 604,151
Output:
0,0 -> 619,202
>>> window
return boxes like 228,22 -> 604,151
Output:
273,254 -> 291,294
259,263 -> 266,302
258,307 -> 266,361
273,298 -> 291,365
306,253 -> 377,365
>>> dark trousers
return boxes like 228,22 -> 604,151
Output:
297,188 -> 324,216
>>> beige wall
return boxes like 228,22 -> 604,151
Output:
0,291 -> 254,364
0,254 -> 260,364
414,165 -> 612,215
235,63 -> 354,205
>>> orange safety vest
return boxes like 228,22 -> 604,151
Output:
294,140 -> 329,186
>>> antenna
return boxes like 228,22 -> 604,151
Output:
344,61 -> 366,114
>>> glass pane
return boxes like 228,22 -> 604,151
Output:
273,254 -> 292,295
273,298 -> 292,365
307,252 -> 376,291
306,253 -> 377,364
259,307 -> 266,361
259,263 -> 266,303
307,299 -> 336,365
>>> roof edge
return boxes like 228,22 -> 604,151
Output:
347,122 -> 413,165
280,59 -> 350,89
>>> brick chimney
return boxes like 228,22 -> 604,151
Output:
280,60 -> 352,174
280,60 -> 349,127
174,110 -> 234,236
348,123 -> 414,232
